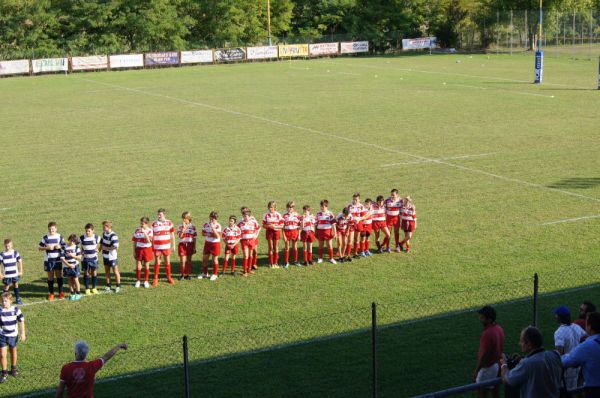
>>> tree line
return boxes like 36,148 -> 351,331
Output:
0,0 -> 598,59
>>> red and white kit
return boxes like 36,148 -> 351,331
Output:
282,211 -> 300,241
202,222 -> 222,256
300,214 -> 316,243
239,218 -> 260,250
347,203 -> 366,232
177,223 -> 197,257
223,225 -> 242,255
385,197 -> 403,227
132,227 -> 154,262
152,219 -> 174,255
400,205 -> 417,232
361,208 -> 373,234
315,210 -> 335,241
371,203 -> 387,231
335,213 -> 350,236
263,211 -> 283,240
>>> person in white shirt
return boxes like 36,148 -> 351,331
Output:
554,306 -> 587,391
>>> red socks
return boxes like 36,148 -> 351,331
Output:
213,261 -> 219,275
284,250 -> 289,264
144,268 -> 150,282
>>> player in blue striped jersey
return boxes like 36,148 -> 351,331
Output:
38,222 -> 65,301
61,234 -> 82,301
0,292 -> 25,382
0,239 -> 23,305
101,221 -> 121,293
80,224 -> 101,295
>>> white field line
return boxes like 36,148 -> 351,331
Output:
75,77 -> 600,204
0,207 -> 10,211
16,282 -> 599,398
382,153 -> 496,168
337,71 -> 361,76
85,87 -> 146,93
542,214 -> 600,225
19,290 -> 113,308
447,83 -> 555,98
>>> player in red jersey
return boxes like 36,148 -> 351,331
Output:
241,206 -> 259,270
359,199 -> 374,257
315,200 -> 337,264
177,211 -> 197,280
372,195 -> 391,254
347,193 -> 366,258
151,208 -> 175,287
399,196 -> 417,252
222,216 -> 241,276
300,205 -> 316,265
263,201 -> 284,268
239,209 -> 261,276
200,211 -> 222,281
132,217 -> 153,289
282,201 -> 301,267
384,189 -> 403,252
335,207 -> 352,262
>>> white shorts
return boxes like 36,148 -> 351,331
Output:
476,363 -> 499,385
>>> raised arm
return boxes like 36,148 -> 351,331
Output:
101,343 -> 128,364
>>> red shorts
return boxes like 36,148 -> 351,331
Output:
178,242 -> 195,257
301,231 -> 316,243
284,230 -> 299,241
203,241 -> 221,256
265,229 -> 280,241
316,228 -> 334,241
135,247 -> 154,262
225,244 -> 239,255
401,220 -> 416,233
154,248 -> 171,258
354,222 -> 364,233
372,221 -> 387,231
241,239 -> 257,250
361,223 -> 373,234
337,229 -> 349,238
386,216 -> 400,227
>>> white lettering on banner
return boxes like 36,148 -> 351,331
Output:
109,54 -> 144,69
246,46 -> 278,60
340,41 -> 369,54
0,59 -> 30,76
32,58 -> 68,73
180,50 -> 213,64
309,42 -> 339,56
72,55 -> 108,71
402,37 -> 437,50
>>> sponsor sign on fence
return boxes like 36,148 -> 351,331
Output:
32,58 -> 68,74
340,41 -> 369,54
309,42 -> 339,56
109,54 -> 144,69
214,48 -> 246,62
71,55 -> 108,71
246,46 -> 278,60
278,44 -> 309,58
180,50 -> 213,64
0,59 -> 30,76
402,37 -> 437,50
145,51 -> 179,66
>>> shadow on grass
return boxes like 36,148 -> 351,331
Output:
548,177 -> 600,189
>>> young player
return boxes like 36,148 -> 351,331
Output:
347,193 -> 366,258
360,199 -> 374,257
300,205 -> 316,265
372,196 -> 391,254
399,196 -> 417,252
282,201 -> 301,267
80,224 -> 101,295
62,234 -> 82,301
201,211 -> 222,281
0,239 -> 23,305
263,201 -> 284,268
241,206 -> 259,270
0,292 -> 26,383
221,216 -> 241,276
151,209 -> 175,287
238,210 -> 260,277
335,208 -> 352,262
385,189 -> 403,252
315,200 -> 337,264
132,217 -> 153,289
177,211 -> 197,280
39,222 -> 65,301
101,221 -> 121,292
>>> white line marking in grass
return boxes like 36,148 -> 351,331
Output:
0,207 -> 10,211
542,214 -> 600,225
19,290 -> 113,308
382,153 -> 496,168
337,71 -> 361,76
75,77 -> 600,204
447,82 -> 555,98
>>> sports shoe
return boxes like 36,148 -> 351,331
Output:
231,271 -> 237,277
317,258 -> 323,264
309,261 -> 314,265
185,276 -> 192,280
242,272 -> 249,277
152,279 -> 159,287
394,246 -> 402,253
0,373 -> 7,383
360,252 -> 367,257
284,264 -> 289,269
219,272 -> 225,277
47,293 -> 55,301
294,262 -> 301,267
115,286 -> 121,293
345,257 -> 353,262
102,287 -> 110,293
376,248 -> 383,254
143,281 -> 150,289
85,289 -> 92,295
15,298 -> 23,305
167,278 -> 175,285
384,248 -> 392,253
10,367 -> 17,377
134,281 -> 141,288
272,264 -> 279,269
198,273 -> 208,280
73,294 -> 81,301
58,292 -> 65,300
330,258 -> 337,264
365,250 -> 372,257
405,247 -> 411,253
178,275 -> 184,281
209,274 -> 218,281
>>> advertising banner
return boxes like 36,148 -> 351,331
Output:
214,48 -> 246,62
402,37 -> 437,50
109,54 -> 144,69
309,42 -> 339,56
71,55 -> 108,71
278,44 -> 309,58
246,46 -> 278,60
32,58 -> 68,73
180,50 -> 213,64
145,51 -> 179,66
340,41 -> 369,54
0,59 -> 30,76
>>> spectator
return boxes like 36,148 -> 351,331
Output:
562,312 -> 600,398
500,326 -> 562,398
56,340 -> 127,398
574,301 -> 596,331
474,305 -> 504,398
553,306 -> 587,391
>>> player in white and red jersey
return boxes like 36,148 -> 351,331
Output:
399,196 -> 417,253
300,205 -> 316,265
263,201 -> 284,268
131,217 -> 153,288
177,211 -> 197,280
151,208 -> 176,287
315,200 -> 337,264
282,201 -> 300,267
384,189 -> 403,252
200,211 -> 222,281
335,207 -> 352,262
221,216 -> 241,275
372,195 -> 391,253
347,193 -> 367,258
238,210 -> 261,276
241,206 -> 259,270
359,199 -> 374,257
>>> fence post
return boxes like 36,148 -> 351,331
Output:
372,302 -> 378,398
532,274 -> 539,327
183,335 -> 190,398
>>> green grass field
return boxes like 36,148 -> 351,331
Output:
0,52 -> 599,397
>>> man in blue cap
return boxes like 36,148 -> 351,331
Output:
554,305 -> 587,391
563,312 -> 600,398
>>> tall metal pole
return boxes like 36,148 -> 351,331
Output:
372,302 -> 378,398
534,0 -> 544,83
267,0 -> 272,46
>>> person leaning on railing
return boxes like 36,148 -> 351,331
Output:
562,312 -> 600,398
